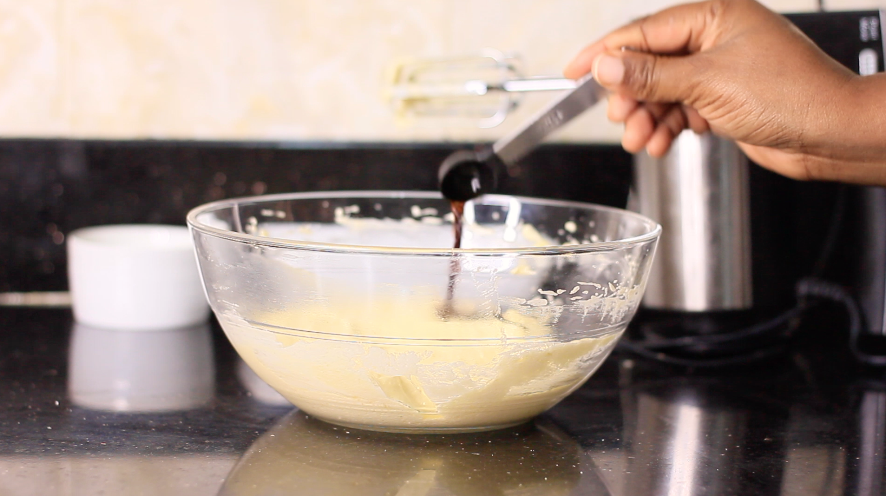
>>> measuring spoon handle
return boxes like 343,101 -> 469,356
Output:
492,76 -> 606,167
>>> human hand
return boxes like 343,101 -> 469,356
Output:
565,0 -> 886,185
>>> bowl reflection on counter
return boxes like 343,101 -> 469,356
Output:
188,192 -> 660,433
67,323 -> 215,412
219,410 -> 609,496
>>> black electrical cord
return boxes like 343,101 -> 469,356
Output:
797,278 -> 886,367
616,335 -> 791,368
617,184 -> 886,368
628,305 -> 805,352
616,284 -> 810,368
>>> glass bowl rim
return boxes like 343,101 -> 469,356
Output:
186,190 -> 661,256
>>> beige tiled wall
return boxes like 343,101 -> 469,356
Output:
1,0 -> 818,143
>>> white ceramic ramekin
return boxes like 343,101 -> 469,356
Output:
67,224 -> 210,331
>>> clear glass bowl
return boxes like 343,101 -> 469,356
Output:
188,191 -> 660,433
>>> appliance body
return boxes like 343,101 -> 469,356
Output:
632,131 -> 752,312
780,11 -> 886,339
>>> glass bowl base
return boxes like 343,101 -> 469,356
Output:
313,416 -> 534,435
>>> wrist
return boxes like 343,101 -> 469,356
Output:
801,74 -> 886,184
824,73 -> 886,154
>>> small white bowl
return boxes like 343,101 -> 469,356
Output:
67,224 -> 210,331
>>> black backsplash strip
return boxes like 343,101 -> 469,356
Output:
0,140 -> 633,292
0,138 -> 858,316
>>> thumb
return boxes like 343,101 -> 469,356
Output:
593,51 -> 693,104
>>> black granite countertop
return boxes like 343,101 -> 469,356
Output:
0,304 -> 882,496
0,138 -> 879,495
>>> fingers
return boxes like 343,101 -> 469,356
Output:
622,106 -> 656,153
684,106 -> 709,134
564,40 -> 605,80
610,96 -> 708,156
647,106 -> 689,157
566,0 -> 728,155
564,0 -> 719,79
622,104 -> 685,156
600,2 -> 718,55
595,49 -> 702,105
607,93 -> 638,122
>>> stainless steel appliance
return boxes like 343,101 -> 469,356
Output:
631,132 -> 752,312
626,10 -> 886,365
858,187 -> 886,339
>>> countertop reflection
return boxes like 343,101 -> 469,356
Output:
221,411 -> 608,495
0,307 -> 883,495
68,322 -> 215,412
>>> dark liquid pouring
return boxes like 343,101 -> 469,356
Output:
441,200 -> 465,318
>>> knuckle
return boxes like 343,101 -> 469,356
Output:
625,56 -> 660,100
666,108 -> 688,137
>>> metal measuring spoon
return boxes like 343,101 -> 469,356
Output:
438,75 -> 607,202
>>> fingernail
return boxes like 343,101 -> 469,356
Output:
593,54 -> 624,86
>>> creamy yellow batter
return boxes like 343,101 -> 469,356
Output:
220,298 -> 621,433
